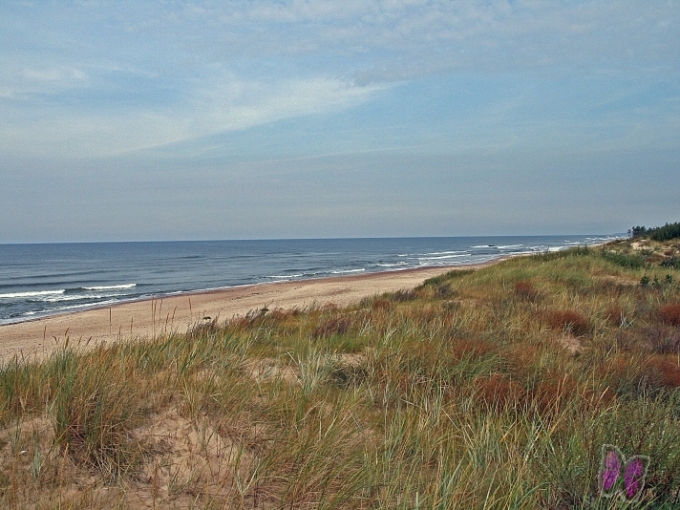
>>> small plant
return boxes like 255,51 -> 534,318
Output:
659,304 -> 680,326
473,373 -> 526,411
371,298 -> 391,312
601,250 -> 647,269
391,289 -> 418,302
642,325 -> 680,355
48,350 -> 146,478
661,258 -> 680,269
546,309 -> 590,336
312,316 -> 351,338
605,305 -> 632,328
513,280 -> 540,302
643,358 -> 680,388
434,283 -> 454,298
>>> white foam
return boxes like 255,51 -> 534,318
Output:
38,292 -> 125,303
0,289 -> 65,299
418,254 -> 468,261
331,269 -> 365,274
422,251 -> 468,256
82,283 -> 136,291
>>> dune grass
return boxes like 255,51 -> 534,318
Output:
1,242 -> 680,508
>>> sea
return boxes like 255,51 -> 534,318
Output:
0,235 -> 618,325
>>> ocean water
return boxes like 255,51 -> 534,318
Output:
0,236 -> 617,325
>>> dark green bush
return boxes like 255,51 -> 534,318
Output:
661,258 -> 680,269
600,250 -> 647,269
650,222 -> 680,242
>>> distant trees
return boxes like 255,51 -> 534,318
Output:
629,226 -> 647,239
650,222 -> 680,241
628,222 -> 680,241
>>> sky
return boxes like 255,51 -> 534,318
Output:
1,0 -> 679,243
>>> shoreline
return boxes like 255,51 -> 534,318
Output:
0,242 -> 609,363
0,262 -> 493,328
0,263 -> 491,362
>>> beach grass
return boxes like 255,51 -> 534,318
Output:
1,240 -> 680,508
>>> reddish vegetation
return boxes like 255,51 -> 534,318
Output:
604,305 -> 625,327
312,317 -> 351,338
371,299 -> 391,312
513,280 -> 540,302
546,310 -> 590,336
448,338 -> 498,361
659,304 -> 680,326
504,344 -> 541,379
645,358 -> 680,388
268,307 -> 302,321
602,356 -> 641,395
474,373 -> 526,410
531,371 -> 580,415
637,325 -> 680,355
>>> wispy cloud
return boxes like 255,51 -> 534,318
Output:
0,73 -> 384,157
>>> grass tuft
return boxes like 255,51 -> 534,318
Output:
546,309 -> 591,337
513,280 -> 541,302
659,303 -> 680,326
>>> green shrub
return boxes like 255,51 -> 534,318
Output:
661,257 -> 680,269
600,249 -> 647,269
650,222 -> 680,242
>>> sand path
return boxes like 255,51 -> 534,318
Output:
0,266 -> 468,362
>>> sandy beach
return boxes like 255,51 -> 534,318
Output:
0,265 -> 473,362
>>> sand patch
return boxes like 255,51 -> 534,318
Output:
555,334 -> 582,355
127,408 -> 253,508
244,358 -> 300,385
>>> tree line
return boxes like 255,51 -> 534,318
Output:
629,222 -> 680,241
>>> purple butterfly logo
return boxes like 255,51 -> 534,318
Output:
599,444 -> 650,501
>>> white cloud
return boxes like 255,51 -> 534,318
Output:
0,74 -> 385,157
0,60 -> 90,99
189,75 -> 386,134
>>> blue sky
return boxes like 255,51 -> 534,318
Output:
1,1 -> 679,242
